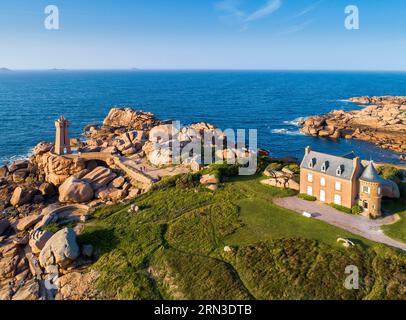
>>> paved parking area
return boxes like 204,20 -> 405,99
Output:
274,196 -> 406,251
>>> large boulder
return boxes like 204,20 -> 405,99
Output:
39,182 -> 56,197
147,147 -> 173,166
55,270 -> 99,300
36,153 -> 86,186
95,187 -> 127,201
33,141 -> 54,156
29,229 -> 54,254
11,279 -> 40,300
39,228 -> 80,268
149,124 -> 179,143
10,187 -> 34,207
200,174 -> 219,185
59,176 -> 94,203
0,165 -> 8,178
12,169 -> 29,183
82,166 -> 117,190
110,176 -> 125,188
8,160 -> 29,173
16,215 -> 42,231
103,108 -> 160,130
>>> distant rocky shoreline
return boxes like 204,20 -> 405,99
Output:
299,96 -> 406,158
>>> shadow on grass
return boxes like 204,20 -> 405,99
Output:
78,227 -> 120,256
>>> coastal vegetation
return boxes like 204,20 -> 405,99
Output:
298,193 -> 317,201
78,169 -> 405,300
382,182 -> 406,243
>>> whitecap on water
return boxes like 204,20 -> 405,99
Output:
0,148 -> 34,165
282,117 -> 306,127
271,128 -> 302,136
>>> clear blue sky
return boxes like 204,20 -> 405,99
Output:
1,0 -> 406,70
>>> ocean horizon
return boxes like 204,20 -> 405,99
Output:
1,70 -> 405,165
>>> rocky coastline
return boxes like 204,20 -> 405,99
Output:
0,107 -> 255,300
299,96 -> 406,158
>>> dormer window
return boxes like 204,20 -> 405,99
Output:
308,158 -> 316,169
336,165 -> 344,176
321,161 -> 329,173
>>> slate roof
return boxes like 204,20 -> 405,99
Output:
301,150 -> 356,180
359,162 -> 387,184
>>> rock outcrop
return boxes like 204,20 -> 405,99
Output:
36,152 -> 86,185
10,187 -> 34,207
39,228 -> 80,268
82,166 -> 117,190
58,176 -> 94,203
103,108 -> 160,130
300,96 -> 406,154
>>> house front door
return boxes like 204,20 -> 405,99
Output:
320,190 -> 326,202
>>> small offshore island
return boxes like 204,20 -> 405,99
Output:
0,106 -> 405,300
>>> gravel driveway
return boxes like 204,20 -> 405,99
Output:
274,196 -> 406,251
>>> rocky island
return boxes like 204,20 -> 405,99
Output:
299,96 -> 406,157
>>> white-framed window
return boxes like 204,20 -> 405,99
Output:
378,187 -> 381,196
334,194 -> 342,205
320,177 -> 326,186
307,186 -> 313,196
320,190 -> 326,202
307,174 -> 313,183
335,181 -> 341,191
363,186 -> 370,194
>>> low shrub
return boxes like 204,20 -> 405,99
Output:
284,163 -> 300,174
377,165 -> 403,184
202,163 -> 239,181
257,155 -> 271,173
330,203 -> 352,214
265,162 -> 284,172
176,173 -> 200,189
298,193 -> 317,201
351,205 -> 363,215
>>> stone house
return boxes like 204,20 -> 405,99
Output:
299,146 -> 399,218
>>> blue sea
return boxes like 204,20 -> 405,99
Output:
1,70 -> 406,165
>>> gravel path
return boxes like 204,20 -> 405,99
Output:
274,196 -> 406,251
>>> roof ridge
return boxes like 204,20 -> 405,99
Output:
310,151 -> 353,162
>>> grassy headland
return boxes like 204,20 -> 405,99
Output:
78,167 -> 405,300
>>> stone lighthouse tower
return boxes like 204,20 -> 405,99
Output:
358,161 -> 383,218
54,116 -> 72,155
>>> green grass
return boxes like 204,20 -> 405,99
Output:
226,198 -> 373,249
78,172 -> 405,300
381,183 -> 406,243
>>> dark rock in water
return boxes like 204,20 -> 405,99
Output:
8,160 -> 29,173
